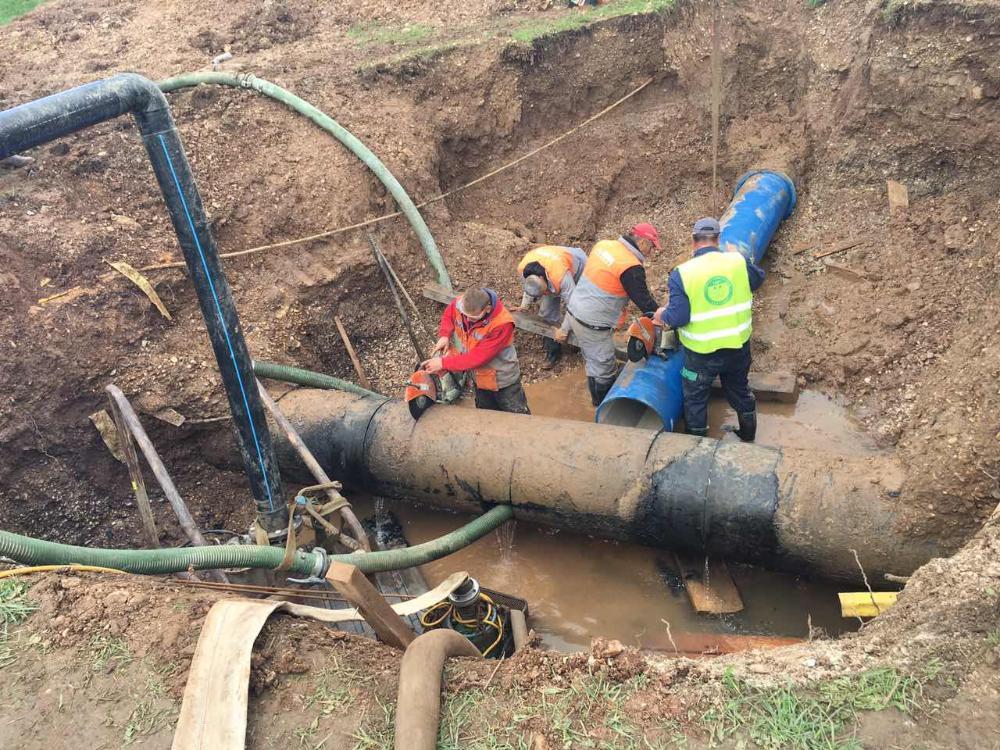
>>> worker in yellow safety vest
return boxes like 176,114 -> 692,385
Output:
511,245 -> 588,369
654,218 -> 765,440
562,224 -> 662,406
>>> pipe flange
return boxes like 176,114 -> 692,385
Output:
448,576 -> 480,608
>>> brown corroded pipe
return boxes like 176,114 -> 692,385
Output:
272,390 -> 942,582
394,629 -> 481,750
510,609 -> 528,652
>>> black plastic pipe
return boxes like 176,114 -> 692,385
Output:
0,74 -> 286,531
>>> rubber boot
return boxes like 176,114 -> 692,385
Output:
688,426 -> 709,438
587,377 -> 599,406
542,337 -> 562,369
592,379 -> 613,407
735,410 -> 757,442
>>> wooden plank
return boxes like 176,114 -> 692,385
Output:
334,315 -> 372,390
886,179 -> 909,215
712,371 -> 799,404
673,553 -> 744,614
839,591 -> 898,618
813,237 -> 866,260
106,399 -> 159,548
325,560 -> 416,649
823,259 -> 868,282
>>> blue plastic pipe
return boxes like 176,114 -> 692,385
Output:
595,169 -> 796,430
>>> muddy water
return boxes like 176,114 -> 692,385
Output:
523,367 -> 878,455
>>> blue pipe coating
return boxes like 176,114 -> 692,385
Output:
595,169 -> 796,430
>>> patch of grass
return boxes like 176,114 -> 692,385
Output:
305,672 -> 356,715
805,0 -> 827,7
987,629 -> 1000,648
511,0 -> 677,44
0,579 -> 36,628
702,667 -> 922,750
0,0 -> 47,25
122,698 -> 172,746
352,695 -> 396,749
0,578 -> 37,669
881,0 -> 910,25
89,633 -> 132,672
348,21 -> 434,46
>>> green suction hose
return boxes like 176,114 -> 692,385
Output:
157,72 -> 452,291
0,505 -> 513,576
254,360 -> 382,398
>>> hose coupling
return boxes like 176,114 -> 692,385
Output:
287,545 -> 329,585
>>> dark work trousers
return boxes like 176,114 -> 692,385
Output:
680,341 -> 755,432
474,380 -> 532,415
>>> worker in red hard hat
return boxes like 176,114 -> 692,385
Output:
561,223 -> 662,406
421,287 -> 531,414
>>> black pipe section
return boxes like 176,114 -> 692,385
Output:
271,389 -> 944,582
0,74 -> 286,531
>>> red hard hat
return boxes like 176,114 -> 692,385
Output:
631,222 -> 661,250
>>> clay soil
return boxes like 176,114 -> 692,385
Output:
1,0 -> 999,747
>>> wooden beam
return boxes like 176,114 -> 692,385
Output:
325,561 -> 416,649
334,315 -> 372,390
106,399 -> 159,548
673,553 -> 744,614
713,371 -> 799,404
839,591 -> 898,618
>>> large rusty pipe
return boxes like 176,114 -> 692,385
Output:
273,390 -> 940,582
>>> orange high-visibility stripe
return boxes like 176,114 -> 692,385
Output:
582,240 -> 641,296
517,246 -> 575,294
451,305 -> 515,391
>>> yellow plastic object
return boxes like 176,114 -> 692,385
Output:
839,591 -> 898,618
0,564 -> 126,579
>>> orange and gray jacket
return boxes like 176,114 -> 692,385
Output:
567,237 -> 658,329
440,289 -> 521,391
518,245 -> 588,307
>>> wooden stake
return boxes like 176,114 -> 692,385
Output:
107,398 -> 159,548
325,561 -> 416,649
334,315 -> 372,390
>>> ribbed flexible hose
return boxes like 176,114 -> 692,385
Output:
253,360 -> 382,398
157,72 -> 451,291
0,505 -> 513,576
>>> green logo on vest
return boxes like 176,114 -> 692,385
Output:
704,275 -> 734,306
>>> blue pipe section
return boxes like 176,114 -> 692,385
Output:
596,169 -> 796,430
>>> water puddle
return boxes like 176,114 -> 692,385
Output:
355,497 -> 854,653
524,367 -> 877,455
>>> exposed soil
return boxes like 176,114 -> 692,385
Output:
1,0 -> 999,746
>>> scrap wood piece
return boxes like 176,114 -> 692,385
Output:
326,560 -> 416,648
673,553 -> 744,614
334,314 -> 372,390
887,179 -> 909,215
823,259 -> 868,282
106,260 -> 172,320
839,591 -> 898,618
712,370 -> 798,404
89,409 -> 125,463
171,572 -> 467,750
812,237 -> 867,260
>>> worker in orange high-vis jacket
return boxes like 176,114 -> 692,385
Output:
511,244 -> 588,369
562,223 -> 662,406
421,287 -> 531,414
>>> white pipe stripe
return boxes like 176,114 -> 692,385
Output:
679,320 -> 752,341
688,300 -> 753,322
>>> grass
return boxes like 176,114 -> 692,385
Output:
352,695 -> 397,749
0,0 -> 47,25
805,0 -> 827,7
89,633 -> 133,672
510,0 -> 677,44
702,667 -> 923,750
348,21 -> 434,46
0,578 -> 37,669
987,629 -> 1000,648
123,698 -> 173,746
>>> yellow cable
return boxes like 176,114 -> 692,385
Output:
0,564 -> 126,579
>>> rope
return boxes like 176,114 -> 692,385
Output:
138,76 -> 655,273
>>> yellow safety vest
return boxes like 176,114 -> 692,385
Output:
676,251 -> 753,354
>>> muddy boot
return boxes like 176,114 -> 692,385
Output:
735,410 -> 757,442
542,337 -> 562,369
592,379 -> 613,407
587,377 -> 599,406
688,426 -> 709,438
